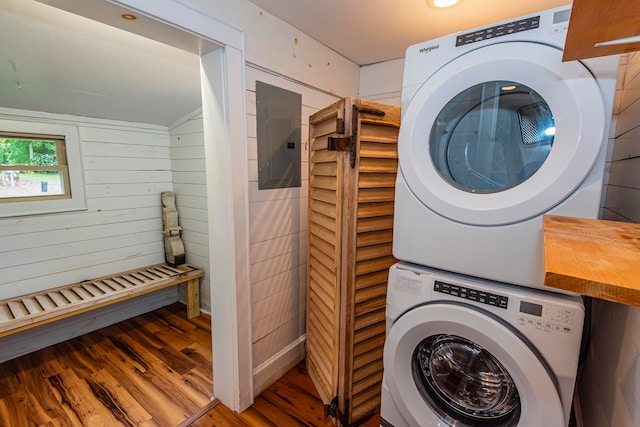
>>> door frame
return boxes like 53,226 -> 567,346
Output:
110,0 -> 253,412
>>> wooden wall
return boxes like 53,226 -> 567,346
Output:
169,111 -> 212,312
577,52 -> 640,427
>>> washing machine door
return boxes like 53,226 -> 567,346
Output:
384,302 -> 564,427
399,42 -> 606,225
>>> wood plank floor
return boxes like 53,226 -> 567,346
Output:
191,364 -> 380,427
0,303 -> 380,427
0,303 -> 214,426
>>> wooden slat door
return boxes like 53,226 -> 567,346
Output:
307,98 -> 348,406
307,98 -> 400,426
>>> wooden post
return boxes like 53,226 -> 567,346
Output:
186,278 -> 201,319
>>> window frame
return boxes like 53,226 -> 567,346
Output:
0,119 -> 86,217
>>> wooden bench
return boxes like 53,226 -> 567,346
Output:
0,263 -> 203,338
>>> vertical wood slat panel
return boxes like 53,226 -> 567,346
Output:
306,98 -> 399,426
306,99 -> 345,405
345,100 -> 400,425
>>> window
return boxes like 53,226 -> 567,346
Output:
0,119 -> 86,217
0,132 -> 70,201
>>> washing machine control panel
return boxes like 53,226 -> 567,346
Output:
517,302 -> 576,334
434,280 -> 508,309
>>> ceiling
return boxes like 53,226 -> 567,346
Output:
247,0 -> 572,65
0,0 -> 572,127
0,0 -> 205,127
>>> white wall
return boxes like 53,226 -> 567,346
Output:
359,58 -> 404,106
169,111 -> 212,312
173,0 -> 362,395
0,108 -> 171,300
0,107 -> 181,359
577,52 -> 640,427
245,66 -> 342,393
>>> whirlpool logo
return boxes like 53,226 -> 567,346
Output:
419,44 -> 439,54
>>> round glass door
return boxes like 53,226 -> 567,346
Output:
413,334 -> 520,426
398,42 -> 607,225
383,302 -> 565,427
430,81 -> 554,194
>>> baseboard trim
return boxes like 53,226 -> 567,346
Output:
253,334 -> 306,396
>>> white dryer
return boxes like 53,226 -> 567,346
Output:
393,6 -> 619,292
381,263 -> 584,427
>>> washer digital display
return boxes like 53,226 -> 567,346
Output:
520,301 -> 543,317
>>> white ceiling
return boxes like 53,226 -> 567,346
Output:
247,0 -> 572,65
0,0 -> 572,126
0,0 -> 205,127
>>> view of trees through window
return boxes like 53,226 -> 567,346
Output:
0,136 -> 67,200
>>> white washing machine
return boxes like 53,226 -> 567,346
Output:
381,263 -> 584,427
393,6 -> 619,292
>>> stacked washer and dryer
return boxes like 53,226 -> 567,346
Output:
381,7 -> 618,427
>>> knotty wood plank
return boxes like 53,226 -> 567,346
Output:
543,215 -> 640,305
357,202 -> 395,218
85,369 -> 155,426
357,187 -> 396,203
192,362 -> 381,427
358,157 -> 398,173
311,188 -> 338,204
358,173 -> 397,188
355,255 -> 396,276
356,215 -> 395,233
0,303 -> 213,427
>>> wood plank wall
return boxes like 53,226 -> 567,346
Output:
0,109 -> 210,360
602,53 -> 640,223
244,66 -> 342,393
577,53 -> 640,427
169,111 -> 212,312
0,108 -> 171,301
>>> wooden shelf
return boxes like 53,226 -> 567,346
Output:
563,0 -> 640,61
543,215 -> 640,306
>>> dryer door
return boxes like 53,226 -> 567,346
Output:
399,42 -> 606,226
383,302 -> 564,427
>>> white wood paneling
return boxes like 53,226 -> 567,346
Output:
0,109 -> 170,301
246,65 -> 345,373
358,58 -> 403,105
185,0 -> 359,98
169,113 -> 211,312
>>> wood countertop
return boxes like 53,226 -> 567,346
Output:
543,215 -> 640,306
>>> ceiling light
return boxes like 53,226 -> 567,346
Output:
427,0 -> 463,9
121,13 -> 137,21
501,85 -> 517,91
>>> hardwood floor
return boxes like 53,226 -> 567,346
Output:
0,303 -> 380,427
0,303 -> 213,426
191,364 -> 380,427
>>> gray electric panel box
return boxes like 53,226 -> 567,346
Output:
256,81 -> 302,190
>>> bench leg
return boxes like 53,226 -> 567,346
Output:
186,278 -> 200,319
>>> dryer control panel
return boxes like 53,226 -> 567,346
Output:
455,16 -> 540,47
